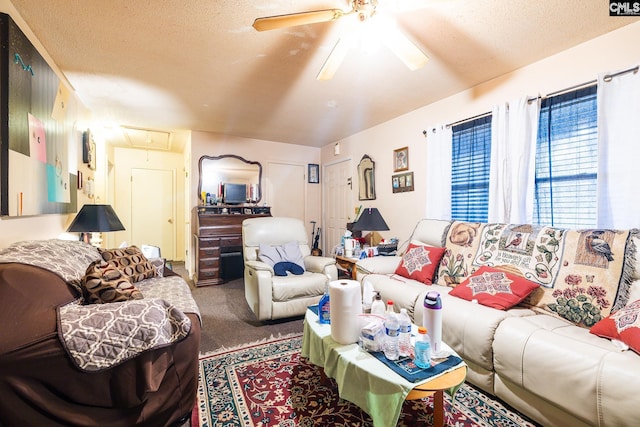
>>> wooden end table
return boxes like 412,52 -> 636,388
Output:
335,255 -> 360,279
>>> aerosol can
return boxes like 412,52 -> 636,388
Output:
423,291 -> 443,357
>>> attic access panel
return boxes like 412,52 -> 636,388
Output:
122,127 -> 172,151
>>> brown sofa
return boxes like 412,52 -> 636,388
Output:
0,240 -> 200,427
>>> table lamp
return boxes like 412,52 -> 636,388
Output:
67,204 -> 125,246
351,207 -> 389,247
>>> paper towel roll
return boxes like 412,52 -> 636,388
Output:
329,280 -> 362,344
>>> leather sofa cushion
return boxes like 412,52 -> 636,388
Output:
272,272 -> 325,302
493,314 -> 640,424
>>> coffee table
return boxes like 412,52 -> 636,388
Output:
301,308 -> 466,427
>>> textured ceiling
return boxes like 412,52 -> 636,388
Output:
6,0 -> 637,148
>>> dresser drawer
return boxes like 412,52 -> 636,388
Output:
198,237 -> 220,248
198,246 -> 220,258
222,236 -> 243,247
198,267 -> 220,280
199,258 -> 219,269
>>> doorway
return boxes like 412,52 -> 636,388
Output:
131,168 -> 176,260
323,159 -> 352,256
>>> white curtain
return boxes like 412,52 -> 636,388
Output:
488,96 -> 540,223
597,65 -> 640,229
425,124 -> 452,220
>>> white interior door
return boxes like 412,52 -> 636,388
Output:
267,162 -> 305,221
131,168 -> 175,260
323,159 -> 352,255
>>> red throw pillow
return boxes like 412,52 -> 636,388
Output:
449,265 -> 539,310
590,299 -> 640,354
394,243 -> 446,284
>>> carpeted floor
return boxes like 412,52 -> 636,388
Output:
172,263 -> 304,353
194,334 -> 540,427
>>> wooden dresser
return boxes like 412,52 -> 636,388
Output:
193,205 -> 271,287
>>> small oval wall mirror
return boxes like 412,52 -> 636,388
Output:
358,154 -> 376,200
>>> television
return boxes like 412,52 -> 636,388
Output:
223,183 -> 247,204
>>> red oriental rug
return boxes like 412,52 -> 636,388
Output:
192,333 -> 539,426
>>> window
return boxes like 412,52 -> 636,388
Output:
534,86 -> 598,228
451,116 -> 492,222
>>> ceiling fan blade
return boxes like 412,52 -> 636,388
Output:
382,25 -> 428,71
316,37 -> 351,81
253,9 -> 345,31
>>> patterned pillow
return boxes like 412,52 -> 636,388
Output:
449,265 -> 539,310
394,242 -> 446,284
148,257 -> 166,277
99,246 -> 157,283
590,299 -> 640,354
82,260 -> 143,304
258,241 -> 306,272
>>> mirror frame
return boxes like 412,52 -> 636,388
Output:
198,154 -> 263,203
358,154 -> 376,201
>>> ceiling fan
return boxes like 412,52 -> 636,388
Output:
252,0 -> 429,80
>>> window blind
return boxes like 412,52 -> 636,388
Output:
451,116 -> 491,222
534,85 -> 598,228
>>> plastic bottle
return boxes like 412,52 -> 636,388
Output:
386,299 -> 396,314
383,310 -> 400,360
413,326 -> 432,369
398,308 -> 412,358
370,292 -> 385,316
423,291 -> 443,356
318,280 -> 331,324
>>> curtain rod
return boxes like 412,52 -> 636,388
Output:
444,64 -> 640,128
528,65 -> 640,103
445,111 -> 492,129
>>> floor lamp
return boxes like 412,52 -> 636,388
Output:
351,207 -> 389,247
67,204 -> 125,247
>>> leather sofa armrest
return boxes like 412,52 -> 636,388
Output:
304,255 -> 335,273
245,260 -> 275,274
357,256 -> 402,274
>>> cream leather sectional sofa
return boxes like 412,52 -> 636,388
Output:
356,218 -> 640,427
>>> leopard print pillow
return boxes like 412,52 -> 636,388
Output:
82,260 -> 143,304
99,246 -> 157,283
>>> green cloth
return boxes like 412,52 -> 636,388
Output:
301,309 -> 466,427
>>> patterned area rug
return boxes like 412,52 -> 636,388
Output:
194,334 -> 539,427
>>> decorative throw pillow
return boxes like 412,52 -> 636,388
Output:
273,261 -> 304,276
590,299 -> 640,354
449,265 -> 539,310
394,242 -> 446,284
258,241 -> 306,272
82,260 -> 143,304
148,257 -> 166,277
99,246 -> 157,283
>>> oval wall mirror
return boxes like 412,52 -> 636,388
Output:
198,155 -> 262,203
358,154 -> 376,200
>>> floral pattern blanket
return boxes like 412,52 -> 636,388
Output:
437,221 -> 637,327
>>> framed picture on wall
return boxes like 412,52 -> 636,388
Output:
308,163 -> 319,184
393,147 -> 409,172
392,171 -> 414,193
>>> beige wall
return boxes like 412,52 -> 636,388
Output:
322,21 -> 640,244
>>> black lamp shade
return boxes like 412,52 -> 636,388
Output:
67,204 -> 125,233
352,208 -> 389,232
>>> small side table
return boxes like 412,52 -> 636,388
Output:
335,255 -> 359,279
